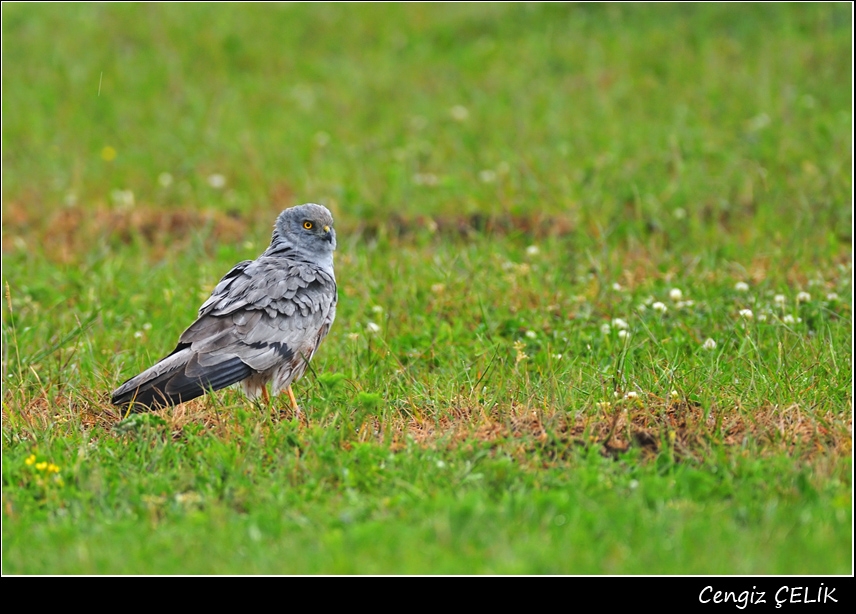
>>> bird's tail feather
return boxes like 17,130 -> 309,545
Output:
111,347 -> 254,411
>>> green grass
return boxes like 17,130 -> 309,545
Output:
2,3 -> 852,574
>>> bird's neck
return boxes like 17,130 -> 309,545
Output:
265,234 -> 334,272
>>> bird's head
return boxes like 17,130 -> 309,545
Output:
271,203 -> 337,259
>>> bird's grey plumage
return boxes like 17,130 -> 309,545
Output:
111,203 -> 337,411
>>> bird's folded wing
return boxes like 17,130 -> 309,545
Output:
180,258 -> 337,373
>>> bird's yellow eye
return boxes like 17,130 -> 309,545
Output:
303,221 -> 313,230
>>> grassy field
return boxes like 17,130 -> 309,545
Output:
2,3 -> 852,574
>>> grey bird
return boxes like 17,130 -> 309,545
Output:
111,203 -> 337,413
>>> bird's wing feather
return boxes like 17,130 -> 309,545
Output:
197,259 -> 253,317
179,257 -> 337,373
111,257 -> 336,410
110,344 -> 255,409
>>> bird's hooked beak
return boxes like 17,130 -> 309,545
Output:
323,225 -> 334,243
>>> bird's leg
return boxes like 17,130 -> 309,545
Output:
286,385 -> 301,417
261,385 -> 270,405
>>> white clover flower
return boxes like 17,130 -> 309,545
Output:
739,309 -> 754,319
525,330 -> 537,339
636,304 -> 647,312
782,314 -> 795,324
134,331 -> 144,339
669,288 -> 683,301
670,390 -> 679,397
624,391 -> 638,399
796,291 -> 811,303
371,305 -> 384,314
413,173 -> 439,186
366,322 -> 381,334
652,301 -> 667,313
612,318 -> 629,330
431,283 -> 445,294
478,169 -> 497,183
600,323 -> 612,335
757,313 -> 767,322
158,172 -> 174,188
314,131 -> 331,146
207,173 -> 226,189
552,354 -> 563,360
747,112 -> 771,132
774,294 -> 786,305
142,322 -> 152,331
111,189 -> 135,207
612,282 -> 622,291
525,245 -> 539,256
703,338 -> 717,350
618,330 -> 630,339
629,479 -> 639,489
735,281 -> 749,292
672,208 -> 686,220
450,105 -> 469,121
826,292 -> 839,301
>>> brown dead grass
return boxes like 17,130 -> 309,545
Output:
5,388 -> 851,464
3,201 -> 579,263
6,199 -> 848,296
356,211 -> 578,241
2,201 -> 262,263
395,396 -> 852,462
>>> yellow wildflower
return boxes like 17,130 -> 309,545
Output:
25,454 -> 36,466
47,463 -> 61,473
101,146 -> 117,161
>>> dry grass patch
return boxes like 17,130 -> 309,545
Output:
3,202 -> 261,263
5,388 -> 851,465
399,396 -> 851,463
